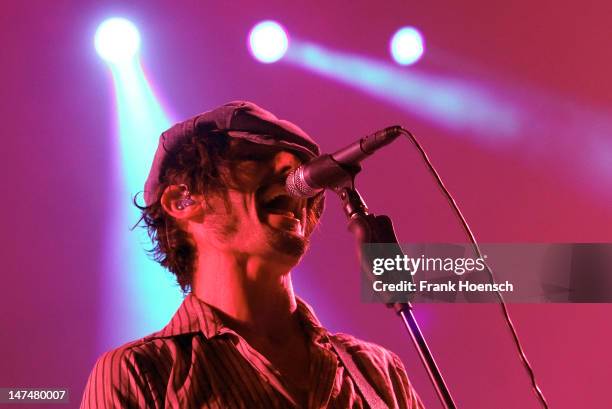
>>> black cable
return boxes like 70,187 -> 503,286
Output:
398,127 -> 549,409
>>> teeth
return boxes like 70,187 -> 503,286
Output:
265,213 -> 303,235
267,210 -> 295,218
259,186 -> 304,221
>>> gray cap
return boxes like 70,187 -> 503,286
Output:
143,101 -> 320,205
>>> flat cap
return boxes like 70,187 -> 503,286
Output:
144,101 -> 320,205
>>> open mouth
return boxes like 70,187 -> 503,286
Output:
257,187 -> 305,235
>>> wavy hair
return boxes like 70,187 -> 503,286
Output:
134,131 -> 324,293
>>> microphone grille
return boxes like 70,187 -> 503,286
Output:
286,167 -> 321,198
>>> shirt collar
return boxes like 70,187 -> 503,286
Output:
294,296 -> 331,345
158,293 -> 330,344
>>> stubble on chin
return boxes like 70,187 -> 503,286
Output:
205,214 -> 309,261
265,229 -> 309,259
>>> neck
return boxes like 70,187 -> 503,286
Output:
192,248 -> 300,341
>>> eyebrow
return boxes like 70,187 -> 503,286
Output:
227,141 -> 285,160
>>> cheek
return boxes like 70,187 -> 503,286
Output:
227,163 -> 267,190
208,191 -> 260,231
200,196 -> 238,234
203,212 -> 239,238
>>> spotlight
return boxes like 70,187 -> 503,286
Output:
248,21 -> 289,63
95,17 -> 141,64
390,26 -> 424,66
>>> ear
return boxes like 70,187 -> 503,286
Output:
161,184 -> 202,220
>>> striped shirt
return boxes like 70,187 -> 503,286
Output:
81,294 -> 424,408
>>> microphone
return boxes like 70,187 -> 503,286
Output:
286,126 -> 404,198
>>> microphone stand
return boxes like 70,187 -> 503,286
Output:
334,174 -> 457,409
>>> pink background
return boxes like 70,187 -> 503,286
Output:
2,1 -> 611,408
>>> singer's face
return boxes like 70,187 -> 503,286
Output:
195,140 -> 314,264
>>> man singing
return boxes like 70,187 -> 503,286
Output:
81,101 -> 424,408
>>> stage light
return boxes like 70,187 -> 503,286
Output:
390,27 -> 424,66
95,17 -> 141,64
98,31 -> 183,346
286,41 -> 518,137
248,20 -> 289,63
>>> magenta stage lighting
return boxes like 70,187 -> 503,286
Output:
248,20 -> 289,63
390,26 -> 425,66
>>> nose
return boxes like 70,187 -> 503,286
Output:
273,151 -> 301,176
